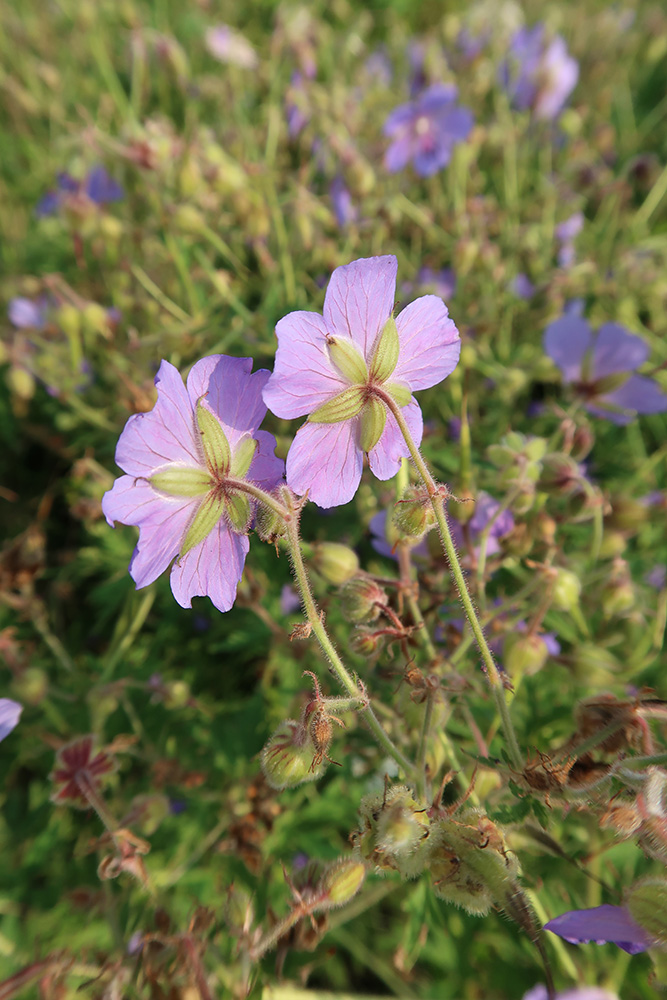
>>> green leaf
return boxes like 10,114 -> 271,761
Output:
226,492 -> 251,532
359,398 -> 387,452
150,466 -> 211,497
230,434 -> 258,478
179,492 -> 225,556
196,399 -> 231,475
385,382 -> 412,408
326,336 -> 368,384
369,315 -> 400,383
308,386 -> 365,423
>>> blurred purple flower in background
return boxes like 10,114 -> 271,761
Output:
0,699 -> 22,742
364,49 -> 392,87
523,987 -> 619,1000
205,25 -> 258,69
36,166 -> 124,217
383,84 -> 474,177
556,212 -> 584,267
545,904 -> 653,954
330,177 -> 357,227
286,72 -> 309,138
102,356 -> 283,612
645,564 -> 666,589
463,492 -> 515,556
501,24 -> 578,120
412,267 -> 457,300
512,273 -> 536,299
8,297 -> 47,329
544,316 -> 667,424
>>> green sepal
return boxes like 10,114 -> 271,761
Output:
309,386 -> 365,423
230,434 -> 258,479
385,382 -> 412,408
327,336 -> 368,384
180,492 -> 226,557
226,492 -> 252,533
359,398 -> 387,452
150,466 -> 212,498
196,399 -> 231,475
369,316 -> 400,383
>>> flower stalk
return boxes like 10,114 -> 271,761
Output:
378,388 -> 524,771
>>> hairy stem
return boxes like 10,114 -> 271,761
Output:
378,389 -> 523,771
282,511 -> 417,782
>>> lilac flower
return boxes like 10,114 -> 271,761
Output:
556,212 -> 584,267
330,177 -> 357,227
0,699 -> 22,742
280,584 -> 301,615
102,355 -> 283,612
263,255 -> 461,509
364,49 -> 392,87
411,267 -> 457,300
545,904 -> 654,955
36,167 -> 124,217
383,85 -> 474,177
286,72 -> 309,138
465,492 -> 515,557
512,273 -> 536,299
501,25 -> 578,120
205,25 -> 258,69
645,564 -> 666,589
523,987 -> 619,1000
544,316 -> 667,425
8,297 -> 47,330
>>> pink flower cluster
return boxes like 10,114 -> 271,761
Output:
103,256 -> 461,611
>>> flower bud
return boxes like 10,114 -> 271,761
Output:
81,302 -> 110,337
353,786 -> 430,877
393,486 -> 435,538
571,643 -> 621,682
56,304 -> 82,339
11,667 -> 48,706
606,495 -> 649,533
601,580 -> 635,617
255,503 -> 286,544
503,633 -> 549,678
260,720 -> 324,789
164,680 -> 190,709
7,366 -> 35,402
316,859 -> 366,909
311,543 -> 360,585
350,629 -> 384,656
538,454 -> 584,496
551,568 -> 581,611
339,578 -> 388,624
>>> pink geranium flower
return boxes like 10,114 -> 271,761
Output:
102,355 -> 283,612
263,255 -> 460,508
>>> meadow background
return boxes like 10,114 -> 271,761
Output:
1,0 -> 667,998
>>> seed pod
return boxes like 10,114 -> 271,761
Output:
339,578 -> 388,624
316,859 -> 366,909
312,543 -> 360,585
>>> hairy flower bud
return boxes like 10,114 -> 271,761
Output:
339,578 -> 388,624
260,720 -> 324,789
312,543 -> 360,585
353,786 -> 430,876
503,633 -> 549,678
551,568 -> 581,611
393,486 -> 435,538
316,859 -> 366,909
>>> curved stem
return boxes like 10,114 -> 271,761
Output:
283,514 -> 417,782
378,390 -> 523,771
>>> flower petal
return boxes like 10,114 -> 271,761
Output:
596,375 -> 667,421
393,295 -> 461,390
286,420 -> 363,508
323,256 -> 398,359
368,399 -> 423,480
545,904 -> 652,955
247,429 -> 284,490
543,316 -> 594,382
102,475 -> 198,589
115,361 -> 201,476
592,324 -> 650,379
263,311 -> 346,419
187,355 -> 271,449
0,699 -> 22,742
170,520 -> 249,613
